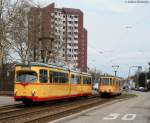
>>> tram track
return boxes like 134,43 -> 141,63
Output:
0,95 -> 131,123
25,97 -> 109,123
0,103 -> 24,112
0,96 -> 103,123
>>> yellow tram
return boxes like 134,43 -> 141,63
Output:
14,62 -> 92,103
99,76 -> 122,96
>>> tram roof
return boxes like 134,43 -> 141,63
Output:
16,62 -> 68,70
16,62 -> 91,76
100,75 -> 118,78
100,75 -> 123,80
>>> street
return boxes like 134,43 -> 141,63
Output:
51,91 -> 150,123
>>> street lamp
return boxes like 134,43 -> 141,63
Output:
112,65 -> 119,77
127,65 -> 142,85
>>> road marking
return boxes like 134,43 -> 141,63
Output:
121,114 -> 136,120
103,113 -> 136,120
103,113 -> 120,120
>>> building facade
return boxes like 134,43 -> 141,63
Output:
28,3 -> 87,72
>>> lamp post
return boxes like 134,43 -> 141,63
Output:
112,65 -> 119,77
127,65 -> 142,86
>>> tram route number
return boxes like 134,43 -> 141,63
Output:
103,113 -> 136,120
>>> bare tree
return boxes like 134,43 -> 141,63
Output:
89,69 -> 102,83
0,0 -> 33,91
10,0 -> 32,62
0,0 -> 33,63
0,0 -> 13,65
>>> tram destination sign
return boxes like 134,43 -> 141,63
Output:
21,66 -> 31,70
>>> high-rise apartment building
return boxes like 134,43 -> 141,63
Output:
28,3 -> 87,72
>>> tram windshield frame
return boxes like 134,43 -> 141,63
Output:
16,70 -> 38,83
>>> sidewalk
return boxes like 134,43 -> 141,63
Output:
0,96 -> 20,107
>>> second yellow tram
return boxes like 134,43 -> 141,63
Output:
99,76 -> 122,96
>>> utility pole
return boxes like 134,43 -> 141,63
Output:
112,65 -> 119,77
127,66 -> 142,88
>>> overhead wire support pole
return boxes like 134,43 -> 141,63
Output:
127,65 -> 142,86
112,65 -> 119,77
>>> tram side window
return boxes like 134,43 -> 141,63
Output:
101,78 -> 109,85
116,81 -> 118,87
40,69 -> 48,83
50,71 -> 68,83
49,72 -> 53,83
71,74 -> 81,84
112,79 -> 115,86
110,78 -> 112,85
88,77 -> 92,84
83,77 -> 92,84
100,78 -> 103,85
59,72 -> 68,83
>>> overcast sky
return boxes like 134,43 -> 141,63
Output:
34,0 -> 150,77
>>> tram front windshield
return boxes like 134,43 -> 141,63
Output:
16,71 -> 37,83
101,78 -> 109,85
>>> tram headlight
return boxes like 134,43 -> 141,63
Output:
31,90 -> 36,96
14,90 -> 17,96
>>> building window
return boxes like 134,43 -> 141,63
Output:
74,32 -> 78,35
68,37 -> 71,40
70,15 -> 73,18
74,37 -> 78,40
68,21 -> 72,24
74,49 -> 77,52
74,15 -> 78,18
75,21 -> 78,24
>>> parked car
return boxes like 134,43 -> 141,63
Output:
138,87 -> 147,92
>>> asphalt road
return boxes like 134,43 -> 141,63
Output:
51,91 -> 150,123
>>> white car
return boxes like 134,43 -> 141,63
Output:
138,87 -> 145,92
